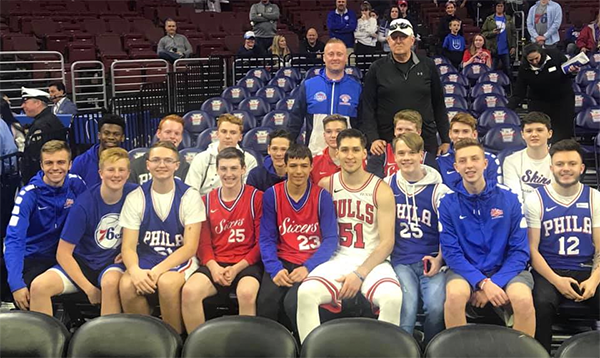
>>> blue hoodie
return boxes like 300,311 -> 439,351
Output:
4,171 -> 87,292
246,156 -> 286,192
436,144 -> 502,190
438,180 -> 529,289
71,144 -> 101,188
326,8 -> 358,48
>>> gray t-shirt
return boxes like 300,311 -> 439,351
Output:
535,4 -> 548,37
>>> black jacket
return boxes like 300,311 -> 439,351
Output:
236,45 -> 266,58
358,52 -> 450,146
299,39 -> 325,54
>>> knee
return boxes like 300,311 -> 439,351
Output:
297,282 -> 317,306
30,275 -> 52,297
101,272 -> 122,292
181,282 -> 207,305
119,275 -> 136,298
237,286 -> 258,306
445,287 -> 468,310
511,293 -> 535,317
157,274 -> 184,295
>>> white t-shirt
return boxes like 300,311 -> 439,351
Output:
502,148 -> 552,203
524,183 -> 600,229
120,183 -> 205,230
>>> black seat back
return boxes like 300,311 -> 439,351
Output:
555,331 -> 600,358
0,311 -> 70,358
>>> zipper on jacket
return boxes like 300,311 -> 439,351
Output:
330,81 -> 336,114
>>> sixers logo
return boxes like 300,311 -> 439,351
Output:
314,91 -> 327,102
95,213 -> 122,250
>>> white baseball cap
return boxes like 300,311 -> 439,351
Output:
388,19 -> 414,37
244,31 -> 256,39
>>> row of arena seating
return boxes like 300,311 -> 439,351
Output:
2,312 -> 598,358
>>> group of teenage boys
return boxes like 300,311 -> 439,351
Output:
4,106 -> 598,352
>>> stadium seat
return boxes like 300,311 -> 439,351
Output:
344,66 -> 362,80
496,147 -> 524,167
238,97 -> 271,121
262,110 -> 292,129
470,81 -> 506,98
462,63 -> 490,85
0,311 -> 70,358
222,86 -> 251,108
442,83 -> 468,97
589,53 -> 600,68
181,130 -> 193,148
573,82 -> 582,93
241,126 -> 273,157
554,330 -> 600,358
67,314 -> 182,358
276,67 -> 302,83
424,325 -> 548,358
432,55 -> 451,66
200,97 -> 234,120
575,105 -> 600,137
477,108 -> 520,136
180,148 -> 203,164
257,85 -> 286,106
268,76 -> 296,94
183,110 -> 215,138
440,73 -> 469,87
477,71 -> 510,87
245,68 -> 272,83
196,128 -> 219,150
231,109 -> 258,133
305,66 -> 323,79
575,69 -> 600,88
128,148 -> 149,161
481,124 -> 526,154
182,316 -> 297,358
437,65 -> 456,76
276,96 -> 297,111
290,85 -> 302,98
471,94 -> 508,115
237,76 -> 265,95
300,318 -> 421,358
443,94 -> 469,110
445,107 -> 469,122
574,92 -> 597,114
585,80 -> 600,102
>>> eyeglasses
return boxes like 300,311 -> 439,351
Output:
389,22 -> 413,32
147,157 -> 179,165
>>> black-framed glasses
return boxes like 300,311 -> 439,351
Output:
389,22 -> 413,31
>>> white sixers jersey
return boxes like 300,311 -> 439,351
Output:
330,172 -> 381,261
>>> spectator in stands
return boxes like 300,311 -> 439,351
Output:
564,19 -> 584,56
437,1 -> 462,47
257,144 -> 338,331
157,19 -> 193,63
71,114 -> 126,188
440,138 -> 535,337
481,0 -> 516,80
289,38 -> 361,155
4,140 -> 87,311
354,1 -> 379,54
186,114 -> 258,195
247,129 -> 292,191
437,113 -> 501,190
327,0 -> 358,52
524,139 -> 600,353
378,5 -> 400,52
48,82 -> 77,116
309,114 -> 347,183
386,132 -> 450,345
250,0 -> 281,52
182,148 -> 263,333
442,18 -> 465,69
359,18 -> 450,157
576,11 -> 600,53
29,148 -> 137,317
20,87 -> 68,184
462,33 -> 492,68
367,110 -> 439,179
0,115 -> 17,171
299,28 -> 326,54
237,31 -> 266,57
129,115 -> 190,184
502,112 -> 552,203
526,0 -> 562,48
269,35 -> 291,58
119,141 -> 204,334
508,43 -> 578,143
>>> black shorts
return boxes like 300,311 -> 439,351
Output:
22,257 -> 56,288
194,263 -> 262,299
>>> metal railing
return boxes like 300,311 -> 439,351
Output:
71,61 -> 107,111
285,53 -> 325,76
110,59 -> 170,97
173,57 -> 227,112
232,55 -> 283,82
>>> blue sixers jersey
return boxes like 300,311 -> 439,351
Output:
138,179 -> 190,265
61,183 -> 138,271
537,185 -> 594,270
389,174 -> 442,266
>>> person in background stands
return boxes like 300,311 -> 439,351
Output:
354,1 -> 379,54
250,0 -> 280,52
481,0 -> 516,80
237,31 -> 266,58
462,34 -> 492,68
327,0 -> 358,53
441,18 -> 465,70
377,5 -> 400,52
157,19 -> 193,63
576,11 -> 600,54
309,114 -> 348,184
246,129 -> 293,192
299,28 -> 326,54
48,82 -> 77,116
526,0 -> 562,48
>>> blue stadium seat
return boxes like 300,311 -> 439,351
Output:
242,126 -> 273,157
437,65 -> 457,76
462,63 -> 490,85
245,67 -> 271,83
268,76 -> 296,94
444,94 -> 469,110
306,66 -> 323,79
575,105 -> 600,137
221,86 -> 250,108
442,83 -> 468,97
576,68 -> 600,88
572,82 -> 581,93
477,108 -> 520,136
237,76 -> 265,95
276,67 -> 302,83
471,94 -> 508,115
432,55 -> 451,66
200,97 -> 234,120
246,148 -> 264,167
0,311 -> 70,358
128,148 -> 149,161
477,71 -> 510,87
182,110 -> 215,139
445,107 -> 469,122
297,123 -> 307,144
181,130 -> 193,148
179,148 -> 203,164
290,86 -> 302,98
440,73 -> 469,87
555,331 -> 600,358
470,81 -> 506,98
276,96 -> 297,111
496,147 -> 524,167
585,80 -> 600,102
262,110 -> 292,129
196,128 -> 218,150
238,96 -> 271,121
231,109 -> 257,133
256,85 -> 286,107
481,124 -> 526,154
344,66 -> 363,80
589,52 -> 600,68
574,92 -> 597,114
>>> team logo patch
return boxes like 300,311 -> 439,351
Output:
339,94 -> 351,105
484,96 -> 498,107
585,70 -> 596,82
277,78 -> 286,88
444,97 -> 455,107
444,84 -> 455,94
576,203 -> 589,209
253,70 -> 263,78
273,113 -> 286,125
256,130 -> 269,144
490,208 -> 504,219
284,69 -> 292,77
231,88 -> 241,98
448,74 -> 458,82
249,99 -> 259,110
286,99 -> 295,110
482,84 -> 494,94
210,130 -> 218,141
434,58 -> 443,65
439,66 -> 449,75
499,128 -> 516,142
492,110 -> 506,123
575,94 -> 583,107
472,65 -> 482,75
314,91 -> 327,102
95,213 -> 122,250
591,109 -> 600,122
594,54 -> 600,63
245,78 -> 255,88
64,198 -> 74,209
447,111 -> 458,121
191,113 -> 204,125
488,73 -> 499,82
211,100 -> 222,111
265,88 -> 275,98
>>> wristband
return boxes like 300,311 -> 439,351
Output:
353,270 -> 365,282
479,278 -> 491,290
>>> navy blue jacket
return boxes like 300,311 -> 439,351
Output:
327,9 -> 358,48
71,144 -> 101,187
246,156 -> 286,192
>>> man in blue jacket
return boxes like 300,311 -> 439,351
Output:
247,129 -> 292,191
4,140 -> 87,310
327,0 -> 357,50
289,38 -> 361,155
439,138 -> 535,337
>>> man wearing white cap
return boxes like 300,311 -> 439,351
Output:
236,31 -> 266,57
359,19 -> 450,159
20,87 -> 68,183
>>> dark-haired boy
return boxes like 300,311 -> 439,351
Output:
246,129 -> 293,191
310,114 -> 347,183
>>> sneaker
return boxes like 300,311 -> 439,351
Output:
493,305 -> 514,327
